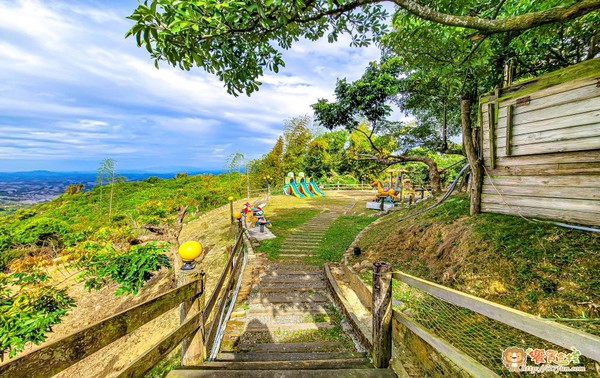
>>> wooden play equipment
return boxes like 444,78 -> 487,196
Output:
370,180 -> 398,202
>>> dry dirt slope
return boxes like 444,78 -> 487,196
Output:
1,197 -> 261,377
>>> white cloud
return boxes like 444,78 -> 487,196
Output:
0,0 -> 385,171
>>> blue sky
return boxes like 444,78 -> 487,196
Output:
0,0 -> 383,172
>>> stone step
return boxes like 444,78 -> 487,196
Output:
280,245 -> 318,249
237,341 -> 344,353
278,249 -> 315,253
225,322 -> 335,336
260,276 -> 323,284
191,358 -> 373,370
263,265 -> 321,273
245,314 -> 328,324
278,253 -> 311,258
168,369 -> 397,377
278,249 -> 316,254
249,293 -> 329,304
286,236 -> 323,240
275,258 -> 316,265
259,283 -> 325,293
248,303 -> 331,315
284,241 -> 321,245
260,271 -> 322,278
216,352 -> 368,362
283,245 -> 320,249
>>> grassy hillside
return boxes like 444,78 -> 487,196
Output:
0,172 -> 253,359
0,173 -> 250,271
356,194 -> 599,330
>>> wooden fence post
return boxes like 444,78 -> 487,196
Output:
177,268 -> 205,366
372,261 -> 392,368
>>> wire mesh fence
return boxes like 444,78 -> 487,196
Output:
392,279 -> 597,377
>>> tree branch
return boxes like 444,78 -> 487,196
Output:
392,0 -> 600,34
354,126 -> 383,155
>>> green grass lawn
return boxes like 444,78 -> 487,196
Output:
255,208 -> 320,260
312,215 -> 376,265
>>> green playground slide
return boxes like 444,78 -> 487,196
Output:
300,180 -> 315,198
309,179 -> 325,196
285,181 -> 305,198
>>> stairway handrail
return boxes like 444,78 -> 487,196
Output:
0,228 -> 247,378
0,278 -> 204,378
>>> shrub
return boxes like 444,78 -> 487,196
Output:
13,218 -> 71,246
64,183 -> 85,195
0,250 -> 24,272
0,226 -> 13,253
76,242 -> 171,295
143,176 -> 161,184
0,271 -> 75,360
13,208 -> 37,221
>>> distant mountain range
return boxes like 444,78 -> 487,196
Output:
0,169 -> 224,211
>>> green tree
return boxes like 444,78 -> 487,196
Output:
225,152 -> 245,174
127,0 -> 599,211
64,183 -> 85,195
258,136 -> 285,184
282,115 -> 312,174
304,130 -> 350,180
380,3 -> 598,212
225,152 -> 245,196
97,158 -> 117,221
313,63 -> 446,193
126,0 -> 599,96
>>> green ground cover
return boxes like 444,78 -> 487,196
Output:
255,208 -> 320,260
312,215 -> 376,265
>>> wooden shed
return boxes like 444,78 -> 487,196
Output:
479,58 -> 600,227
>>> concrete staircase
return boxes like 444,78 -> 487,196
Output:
168,211 -> 395,377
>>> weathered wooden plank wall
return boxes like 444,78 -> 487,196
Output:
480,59 -> 600,226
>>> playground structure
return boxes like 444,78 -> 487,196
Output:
282,172 -> 325,198
366,169 -> 432,210
370,180 -> 398,202
241,201 -> 271,229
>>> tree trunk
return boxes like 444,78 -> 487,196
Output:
461,99 -> 483,215
425,158 -> 442,194
108,178 -> 114,222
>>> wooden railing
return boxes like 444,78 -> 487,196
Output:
356,263 -> 600,376
321,183 -> 370,191
392,272 -> 600,362
0,228 -> 247,378
202,231 -> 246,354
